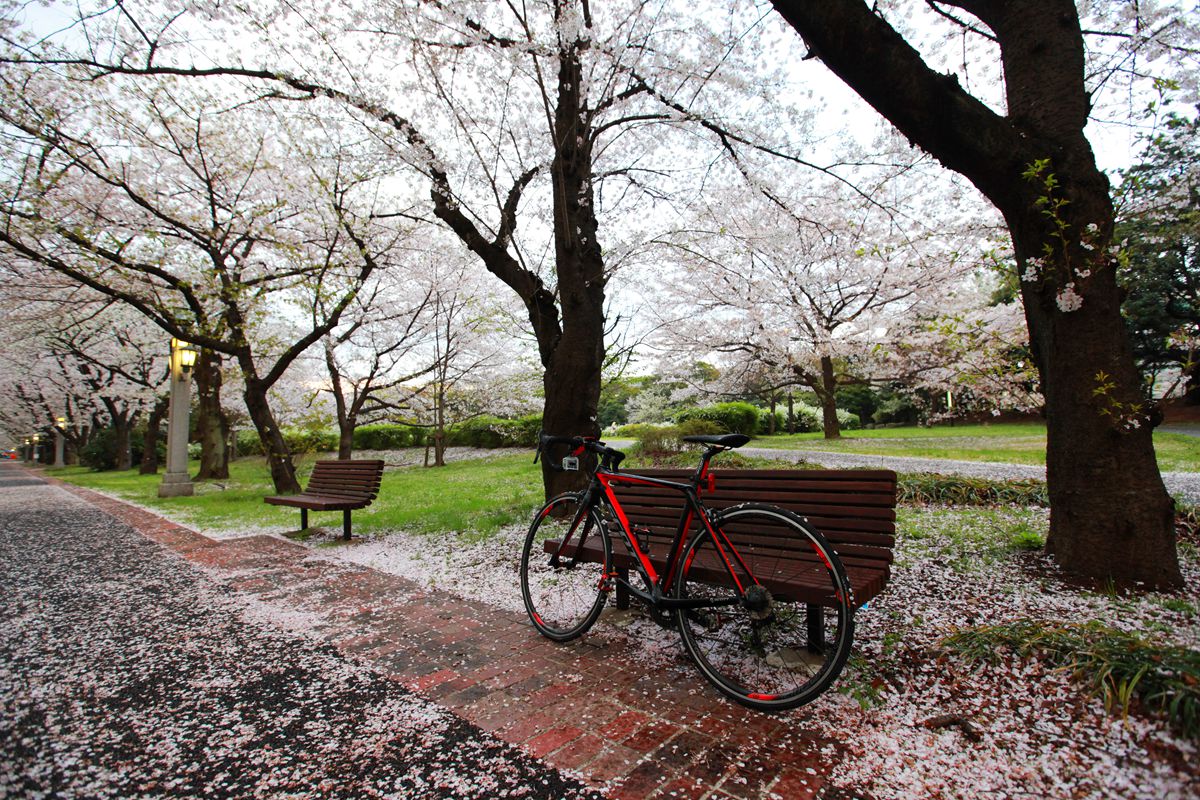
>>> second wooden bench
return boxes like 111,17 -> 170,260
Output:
264,459 -> 385,540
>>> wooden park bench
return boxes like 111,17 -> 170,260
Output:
596,467 -> 898,611
264,459 -> 385,540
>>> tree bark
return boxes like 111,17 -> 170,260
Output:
193,349 -> 231,479
539,10 -> 606,497
240,362 -> 301,494
113,413 -> 134,471
139,395 -> 169,474
768,0 -> 1181,588
818,355 -> 842,440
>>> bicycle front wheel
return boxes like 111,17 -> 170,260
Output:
520,492 -> 612,642
674,503 -> 855,711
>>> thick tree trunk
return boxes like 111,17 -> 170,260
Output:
768,0 -> 1180,588
139,395 -> 169,474
1008,207 -> 1180,587
194,349 -> 230,479
539,8 -> 605,498
818,355 -> 842,440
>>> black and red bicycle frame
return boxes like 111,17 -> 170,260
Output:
543,438 -> 758,611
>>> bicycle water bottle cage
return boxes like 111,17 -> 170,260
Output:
633,525 -> 651,554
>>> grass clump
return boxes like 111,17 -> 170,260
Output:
940,619 -> 1200,739
898,473 -> 1049,507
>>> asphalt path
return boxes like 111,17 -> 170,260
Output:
0,465 -> 601,800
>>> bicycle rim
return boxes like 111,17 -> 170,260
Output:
674,504 -> 854,711
520,492 -> 611,642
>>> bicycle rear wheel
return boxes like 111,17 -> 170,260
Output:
674,503 -> 854,711
520,492 -> 612,642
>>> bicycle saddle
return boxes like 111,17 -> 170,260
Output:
681,433 -> 751,448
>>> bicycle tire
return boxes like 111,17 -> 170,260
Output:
673,502 -> 855,711
520,492 -> 612,642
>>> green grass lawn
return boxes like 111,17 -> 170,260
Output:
49,452 -> 546,540
749,422 -> 1200,471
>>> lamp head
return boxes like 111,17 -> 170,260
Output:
170,338 -> 200,375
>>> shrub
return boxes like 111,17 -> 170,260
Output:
353,424 -> 417,450
445,415 -> 542,448
235,429 -> 264,456
835,409 -> 861,431
757,409 -> 786,435
232,427 -> 338,456
635,424 -> 686,456
675,401 -> 760,436
611,423 -> 663,438
788,402 -> 822,433
873,391 -> 919,425
80,428 -> 128,471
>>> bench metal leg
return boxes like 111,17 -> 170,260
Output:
806,603 -> 825,652
300,508 -> 308,530
615,567 -> 630,610
343,510 -> 352,540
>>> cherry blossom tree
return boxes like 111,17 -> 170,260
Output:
0,294 -> 167,470
0,70 -> 409,492
765,0 -> 1200,587
653,173 -> 982,437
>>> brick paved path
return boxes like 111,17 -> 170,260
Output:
56,481 -> 851,800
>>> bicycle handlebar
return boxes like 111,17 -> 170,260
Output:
535,431 -> 625,471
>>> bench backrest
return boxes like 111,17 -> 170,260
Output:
305,459 -> 385,500
608,468 -> 898,575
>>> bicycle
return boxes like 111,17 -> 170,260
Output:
519,432 -> 855,711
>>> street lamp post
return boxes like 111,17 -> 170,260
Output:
54,417 -> 66,466
30,433 -> 40,464
22,437 -> 31,465
159,337 -> 199,498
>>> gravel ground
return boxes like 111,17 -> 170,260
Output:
0,466 -> 602,800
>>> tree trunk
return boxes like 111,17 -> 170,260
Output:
113,414 -> 134,471
242,369 -> 300,494
539,8 -> 606,499
194,349 -> 230,479
818,355 -> 842,440
337,424 -> 354,460
787,393 -> 795,434
767,396 -> 777,435
139,395 -> 169,474
768,0 -> 1180,588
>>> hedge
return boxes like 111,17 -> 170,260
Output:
444,414 -> 542,448
675,402 -> 760,436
